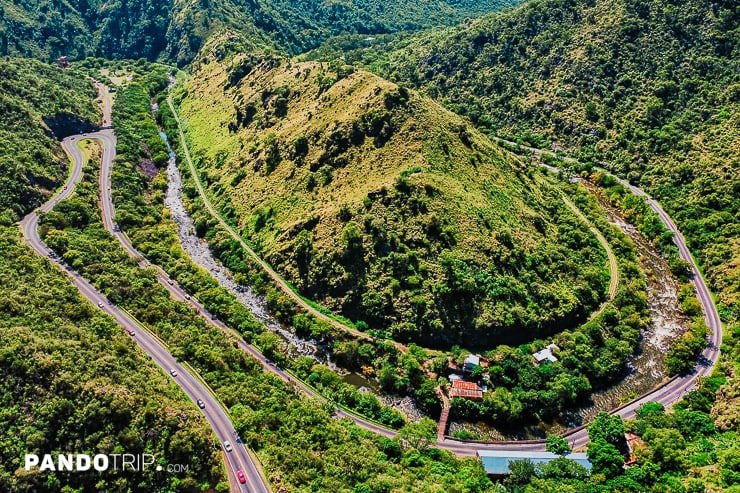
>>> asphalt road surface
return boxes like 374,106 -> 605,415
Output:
20,86 -> 268,493
163,105 -> 723,454
58,83 -> 722,464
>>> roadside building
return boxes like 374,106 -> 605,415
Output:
451,380 -> 484,401
477,450 -> 592,478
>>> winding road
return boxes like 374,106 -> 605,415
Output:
164,97 -> 723,455
28,76 -> 718,469
20,84 -> 269,493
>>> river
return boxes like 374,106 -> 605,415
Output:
447,182 -> 689,439
159,128 -> 686,434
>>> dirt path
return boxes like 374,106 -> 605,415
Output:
166,94 -> 391,347
560,194 -> 620,308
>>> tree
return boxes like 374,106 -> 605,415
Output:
504,459 -> 536,490
587,440 -> 625,478
471,364 -> 485,379
588,412 -> 627,453
546,434 -> 571,456
294,229 -> 312,283
538,457 -> 589,480
721,446 -> 740,486
414,378 -> 442,416
341,221 -> 363,251
256,331 -> 281,360
642,427 -> 686,472
378,362 -> 398,391
396,418 -> 437,451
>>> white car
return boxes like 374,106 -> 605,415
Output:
223,441 -> 233,453
169,369 -> 178,377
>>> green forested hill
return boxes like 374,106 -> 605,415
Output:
0,0 -> 523,65
0,224 -> 223,491
0,58 -> 222,492
0,58 -> 98,222
173,44 -> 612,347
311,0 -> 740,326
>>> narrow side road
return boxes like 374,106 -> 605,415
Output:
560,193 -> 620,303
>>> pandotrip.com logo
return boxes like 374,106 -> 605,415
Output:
24,454 -> 189,473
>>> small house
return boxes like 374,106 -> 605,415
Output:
533,344 -> 559,364
463,354 -> 481,372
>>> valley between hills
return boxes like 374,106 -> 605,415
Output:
1,0 -> 738,491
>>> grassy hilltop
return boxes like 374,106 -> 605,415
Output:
174,43 -> 611,346
313,0 -> 740,324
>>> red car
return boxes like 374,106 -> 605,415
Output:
237,470 -> 246,484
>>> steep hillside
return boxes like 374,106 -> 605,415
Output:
0,0 -> 523,65
0,58 -> 98,222
312,0 -> 740,326
173,49 -> 611,347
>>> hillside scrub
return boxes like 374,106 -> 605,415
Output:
103,63 -> 408,429
0,0 -> 524,65
37,91 -> 495,493
0,232 -> 222,491
0,60 -> 222,491
314,0 -> 740,334
173,52 -> 614,349
448,180 -> 650,427
0,58 -> 98,222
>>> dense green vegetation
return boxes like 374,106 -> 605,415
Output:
172,50 -> 617,349
6,0 -> 740,489
302,0 -> 740,461
168,59 -> 657,424
0,57 -> 223,492
497,378 -> 740,492
588,171 -> 710,375
101,63 -> 408,429
447,179 -> 650,426
0,58 -> 97,222
0,0 -> 523,65
0,231 -> 222,491
36,79 -> 495,493
308,0 -> 740,332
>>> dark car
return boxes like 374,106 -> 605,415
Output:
196,399 -> 205,409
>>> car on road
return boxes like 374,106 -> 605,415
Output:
185,294 -> 191,300
127,329 -> 135,336
97,302 -> 104,308
223,441 -> 233,453
196,399 -> 205,409
167,279 -> 174,285
63,185 -> 68,190
169,369 -> 178,377
237,470 -> 246,484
